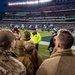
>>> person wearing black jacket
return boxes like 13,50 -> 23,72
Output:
48,30 -> 57,55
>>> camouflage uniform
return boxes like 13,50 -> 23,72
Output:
15,40 -> 25,56
0,30 -> 26,75
0,51 -> 26,75
15,30 -> 31,57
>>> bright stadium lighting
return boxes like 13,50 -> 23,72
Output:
8,2 -> 27,6
8,3 -> 13,6
8,2 -> 26,6
39,0 -> 52,3
26,1 -> 38,4
22,2 -> 27,5
8,0 -> 52,6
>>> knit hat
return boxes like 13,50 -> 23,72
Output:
24,41 -> 35,51
0,30 -> 15,47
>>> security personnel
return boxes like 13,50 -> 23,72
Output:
30,28 -> 41,50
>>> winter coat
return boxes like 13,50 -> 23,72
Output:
17,53 -> 42,75
36,49 -> 75,75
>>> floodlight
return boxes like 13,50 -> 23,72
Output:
26,1 -> 38,4
8,2 -> 27,6
8,0 -> 52,6
39,0 -> 52,3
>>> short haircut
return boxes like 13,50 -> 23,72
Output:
24,31 -> 30,40
58,31 -> 74,49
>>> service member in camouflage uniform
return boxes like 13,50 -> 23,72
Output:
15,31 -> 31,57
0,30 -> 26,75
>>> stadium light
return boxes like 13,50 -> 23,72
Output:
8,0 -> 52,6
39,0 -> 52,3
26,1 -> 38,4
8,2 -> 27,6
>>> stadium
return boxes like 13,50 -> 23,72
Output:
0,0 -> 75,75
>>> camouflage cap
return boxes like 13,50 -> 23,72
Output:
0,30 -> 15,47
24,41 -> 35,51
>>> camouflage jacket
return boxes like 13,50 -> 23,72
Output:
0,51 -> 26,75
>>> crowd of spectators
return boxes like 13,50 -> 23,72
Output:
0,22 -> 75,31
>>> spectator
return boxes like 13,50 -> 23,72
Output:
43,24 -> 47,31
21,24 -> 25,30
16,31 -> 31,56
22,31 -> 31,41
0,30 -> 26,75
48,30 -> 57,55
12,27 -> 20,40
30,28 -> 41,50
17,41 -> 43,75
36,29 -> 74,75
9,23 -> 13,30
35,24 -> 39,30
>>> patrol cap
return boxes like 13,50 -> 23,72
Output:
0,30 -> 15,47
24,41 -> 35,51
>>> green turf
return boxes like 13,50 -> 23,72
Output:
38,44 -> 50,60
35,30 -> 52,37
20,29 -> 52,37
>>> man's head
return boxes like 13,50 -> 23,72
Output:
0,30 -> 16,50
32,28 -> 37,35
55,29 -> 74,49
23,31 -> 30,40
